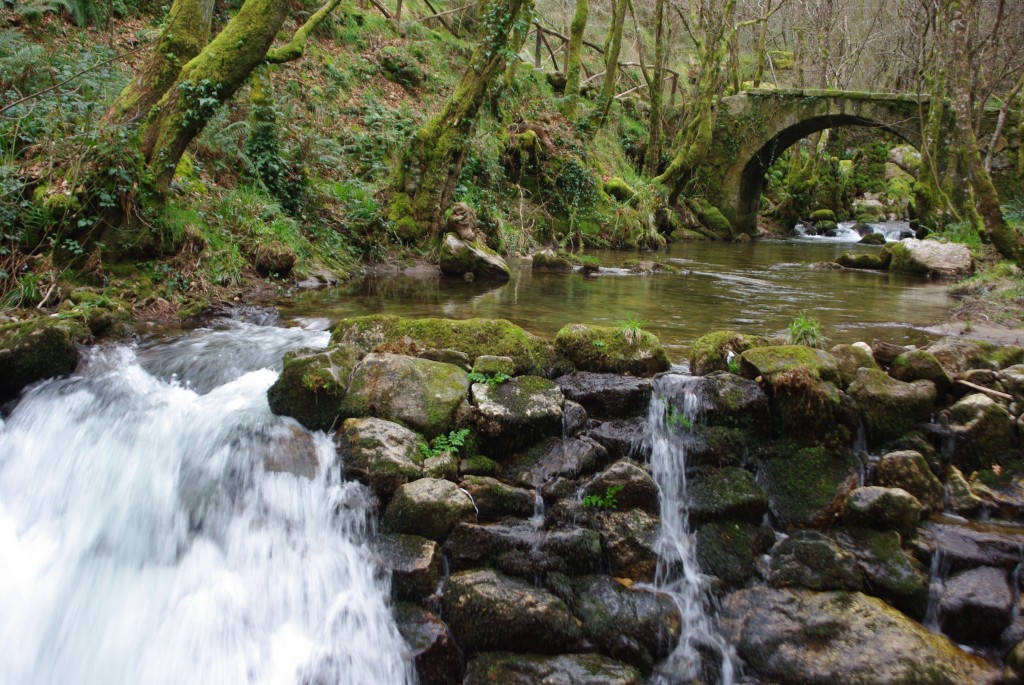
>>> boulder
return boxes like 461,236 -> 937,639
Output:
592,509 -> 659,581
342,353 -> 470,437
836,252 -> 889,270
548,575 -> 680,672
829,343 -> 879,389
471,375 -> 563,455
859,232 -> 887,245
531,249 -> 574,273
875,450 -> 944,513
740,345 -> 841,386
509,435 -> 611,485
688,467 -> 769,525
587,417 -> 647,461
0,321 -> 82,403
444,521 -> 601,577
446,201 -> 481,242
843,486 -> 922,538
441,569 -> 583,654
331,315 -> 555,376
688,330 -> 772,376
583,461 -> 659,515
378,534 -> 443,602
266,344 -> 360,431
847,368 -> 936,445
695,521 -> 774,587
260,424 -> 321,479
562,400 -> 588,437
335,417 -> 423,502
657,372 -> 771,433
383,478 -> 476,541
943,394 -> 1016,473
918,519 -> 1024,571
940,566 -> 1013,645
555,372 -> 652,417
924,337 -> 988,375
946,466 -> 984,516
720,587 -> 1000,685
395,603 -> 463,685
967,472 -> 1024,520
762,445 -> 861,527
810,208 -> 836,223
888,239 -> 974,279
767,531 -> 863,591
459,476 -> 535,520
555,323 -> 670,376
439,233 -> 511,281
463,653 -> 642,685
835,527 -> 929,619
770,367 -> 852,445
471,355 -> 516,376
890,350 -> 953,395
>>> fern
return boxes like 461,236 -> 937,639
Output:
12,0 -> 74,23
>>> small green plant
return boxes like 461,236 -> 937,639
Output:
786,311 -> 826,348
467,371 -> 511,386
592,339 -> 607,348
581,484 -> 624,510
418,428 -> 471,460
666,404 -> 692,431
727,355 -> 741,374
616,314 -> 645,346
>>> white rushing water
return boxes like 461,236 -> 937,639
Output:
0,323 -> 414,685
647,374 -> 738,685
793,219 -> 912,242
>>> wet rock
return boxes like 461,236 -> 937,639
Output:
829,343 -> 879,389
463,652 -> 642,685
888,238 -> 974,279
859,232 -> 887,245
531,249 -> 574,273
968,473 -> 1024,519
768,531 -> 863,591
459,475 -> 534,520
658,372 -> 771,433
739,345 -> 841,385
383,478 -> 476,541
875,450 -> 944,513
946,466 -> 984,516
444,521 -> 602,577
459,455 -> 499,477
688,466 -> 769,525
925,337 -> 988,375
342,353 -> 470,437
847,368 -> 936,445
336,417 -> 423,502
835,527 -> 930,620
378,534 -> 442,602
510,435 -> 611,485
471,355 -> 515,376
441,569 -> 583,654
555,372 -> 652,417
592,509 -> 659,582
549,575 -> 681,672
439,233 -> 511,281
555,323 -> 671,376
395,603 -> 463,685
943,394 -> 1016,473
0,321 -> 82,403
720,587 -> 1000,685
688,330 -> 772,376
695,521 -> 774,588
584,460 -> 659,515
843,486 -> 922,538
587,417 -> 647,460
762,445 -> 861,527
471,376 -> 563,455
260,423 -> 320,479
836,252 -> 889,270
266,344 -> 361,431
770,368 -> 851,445
940,566 -> 1013,645
418,348 -> 471,370
562,400 -> 588,437
890,350 -> 953,395
917,519 -> 1024,571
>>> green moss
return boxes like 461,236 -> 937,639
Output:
603,177 -> 636,203
689,330 -> 772,375
461,455 -> 499,477
266,344 -> 361,430
0,319 -> 86,402
687,197 -> 733,239
554,323 -> 670,376
810,209 -> 836,223
763,444 -> 861,527
740,345 -> 841,385
836,252 -> 888,270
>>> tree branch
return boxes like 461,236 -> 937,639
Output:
265,0 -> 345,63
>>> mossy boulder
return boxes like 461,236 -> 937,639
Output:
688,198 -> 733,239
695,521 -> 774,587
888,239 -> 974,279
843,486 -> 922,538
583,460 -> 660,515
924,337 -> 988,375
383,478 -> 476,541
890,350 -> 953,395
946,466 -> 984,516
554,323 -> 670,376
815,220 -> 839,234
331,315 -> 555,376
0,321 -> 83,403
875,450 -> 944,513
458,476 -> 535,520
688,467 -> 769,525
592,509 -> 659,582
342,353 -> 470,437
441,569 -> 583,655
829,343 -> 879,388
720,588 -> 1000,685
471,355 -> 516,376
859,232 -> 887,245
835,527 -> 930,619
604,177 -> 637,203
251,240 -> 297,276
463,653 -> 642,685
847,368 -> 936,446
394,603 -> 463,685
836,251 -> 890,270
939,566 -> 1013,646
688,330 -> 772,376
266,344 -> 361,431
770,367 -> 850,444
470,375 -> 564,455
767,530 -> 863,592
335,417 -> 424,502
531,248 -> 573,273
378,534 -> 443,603
762,445 -> 861,527
444,521 -> 602,577
439,233 -> 511,281
740,345 -> 841,386
943,394 -> 1016,473
810,209 -> 837,223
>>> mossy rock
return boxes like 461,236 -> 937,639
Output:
464,653 -> 642,685
847,368 -> 937,446
688,330 -> 772,376
771,367 -> 851,445
944,394 -> 1017,473
688,467 -> 769,525
890,350 -> 953,395
876,450 -> 944,513
695,521 -> 774,587
472,355 -> 516,376
0,320 -> 85,403
470,375 -> 564,456
815,220 -> 839,233
604,177 -> 636,203
384,478 -> 476,541
266,344 -> 361,431
740,345 -> 841,386
250,240 -> 297,276
331,315 -> 556,376
554,323 -> 670,376
460,455 -> 499,477
439,233 -> 511,281
531,249 -> 573,273
810,209 -> 837,223
829,343 -> 879,389
836,251 -> 889,270
767,530 -> 863,592
859,232 -> 887,245
843,486 -> 922,538
835,527 -> 930,620
687,197 -> 733,240
762,444 -> 861,527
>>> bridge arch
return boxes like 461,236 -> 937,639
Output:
701,90 -> 930,234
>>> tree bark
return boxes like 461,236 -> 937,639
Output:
597,0 -> 627,125
644,0 -> 666,175
563,0 -> 589,119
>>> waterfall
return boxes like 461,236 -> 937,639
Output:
647,374 -> 738,685
0,324 -> 414,685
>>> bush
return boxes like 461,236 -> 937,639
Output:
786,311 -> 826,348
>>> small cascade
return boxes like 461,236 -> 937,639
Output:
924,549 -> 950,632
0,325 -> 413,685
646,374 -> 738,685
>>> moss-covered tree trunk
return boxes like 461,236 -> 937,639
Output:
643,0 -> 666,175
393,0 -> 534,236
597,0 -> 627,125
104,0 -> 216,124
563,0 -> 589,119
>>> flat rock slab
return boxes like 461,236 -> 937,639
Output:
556,372 -> 652,417
463,653 -> 642,685
889,239 -> 973,279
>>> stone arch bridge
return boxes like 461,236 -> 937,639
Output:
698,88 -> 932,234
